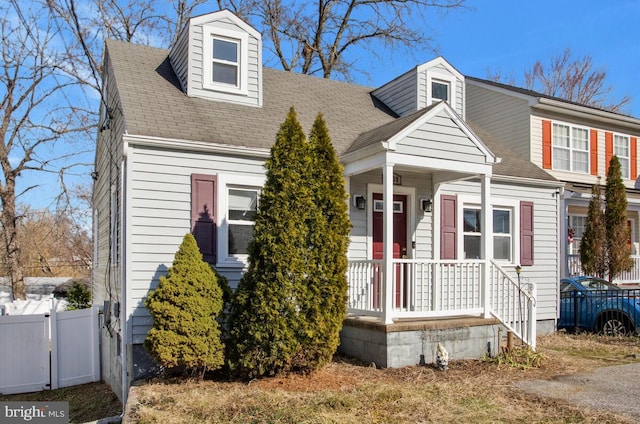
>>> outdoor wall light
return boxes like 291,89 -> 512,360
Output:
420,197 -> 432,213
353,195 -> 366,210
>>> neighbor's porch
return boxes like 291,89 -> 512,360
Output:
567,254 -> 640,285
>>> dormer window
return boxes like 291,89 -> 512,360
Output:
427,72 -> 456,109
212,37 -> 239,86
203,25 -> 248,95
432,80 -> 449,102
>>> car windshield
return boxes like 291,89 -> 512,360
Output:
578,278 -> 620,291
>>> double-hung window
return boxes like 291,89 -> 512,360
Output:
203,25 -> 248,94
493,209 -> 512,261
614,134 -> 630,179
463,207 -> 513,261
463,208 -> 482,259
552,123 -> 589,173
211,37 -> 239,86
227,188 -> 259,255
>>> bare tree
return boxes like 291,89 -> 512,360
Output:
217,0 -> 467,80
4,206 -> 91,278
0,3 -> 93,299
524,48 -> 631,113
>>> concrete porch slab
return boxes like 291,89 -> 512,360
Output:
339,315 -> 505,368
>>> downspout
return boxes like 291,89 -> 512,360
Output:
556,186 -> 565,327
120,140 -> 129,407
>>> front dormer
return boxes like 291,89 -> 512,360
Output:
373,57 -> 464,119
169,10 -> 262,107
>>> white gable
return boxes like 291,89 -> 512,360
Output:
169,10 -> 263,107
389,102 -> 495,170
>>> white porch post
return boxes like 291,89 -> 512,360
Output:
383,163 -> 394,324
481,174 -> 492,319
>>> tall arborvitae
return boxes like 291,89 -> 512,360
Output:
144,233 -> 224,377
605,156 -> 633,281
227,107 -> 315,378
580,179 -> 607,278
299,113 -> 351,370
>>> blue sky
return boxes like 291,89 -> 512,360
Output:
363,0 -> 640,116
14,0 -> 640,210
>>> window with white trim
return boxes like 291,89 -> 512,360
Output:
202,25 -> 248,94
426,73 -> 456,109
431,80 -> 449,102
212,37 -> 239,86
493,209 -> 512,261
614,134 -> 630,179
463,208 -> 482,259
463,207 -> 513,260
568,215 -> 587,254
552,122 -> 589,173
227,187 -> 259,255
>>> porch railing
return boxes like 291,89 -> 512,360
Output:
567,254 -> 640,284
347,259 -> 536,348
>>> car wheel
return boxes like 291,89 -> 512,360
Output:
599,315 -> 632,336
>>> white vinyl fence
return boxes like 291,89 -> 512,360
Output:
0,306 -> 100,395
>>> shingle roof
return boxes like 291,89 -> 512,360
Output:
467,122 -> 558,182
106,39 -> 557,182
106,39 -> 396,155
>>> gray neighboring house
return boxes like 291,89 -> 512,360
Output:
93,10 -> 563,402
465,77 -> 640,283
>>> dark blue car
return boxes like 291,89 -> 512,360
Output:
558,276 -> 640,336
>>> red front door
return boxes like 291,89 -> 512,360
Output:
373,193 -> 408,307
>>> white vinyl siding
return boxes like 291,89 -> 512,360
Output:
371,70 -> 418,118
394,109 -> 487,164
372,57 -> 464,118
177,14 -> 262,106
444,180 -> 560,322
126,144 -> 266,343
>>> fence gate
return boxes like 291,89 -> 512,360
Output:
0,306 -> 100,395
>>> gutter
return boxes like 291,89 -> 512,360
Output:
534,98 -> 640,131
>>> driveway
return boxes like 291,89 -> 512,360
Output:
516,362 -> 640,422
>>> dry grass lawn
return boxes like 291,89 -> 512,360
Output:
126,332 -> 640,423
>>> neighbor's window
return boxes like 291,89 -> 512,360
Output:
552,123 -> 589,173
569,215 -> 587,254
431,80 -> 449,102
227,188 -> 258,255
614,134 -> 630,179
